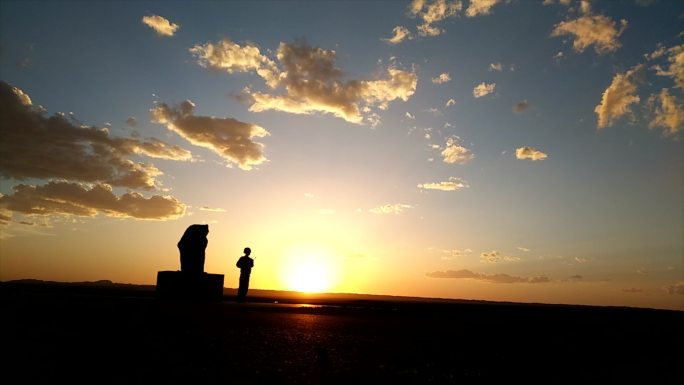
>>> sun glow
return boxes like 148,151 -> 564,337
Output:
281,245 -> 338,293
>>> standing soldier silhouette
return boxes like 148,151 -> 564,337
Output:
236,247 -> 254,302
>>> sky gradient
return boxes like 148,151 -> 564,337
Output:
1,0 -> 682,310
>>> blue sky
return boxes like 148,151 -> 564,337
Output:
1,0 -> 682,309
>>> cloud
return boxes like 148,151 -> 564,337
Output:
446,98 -> 456,107
142,15 -> 179,37
410,0 -> 462,37
199,206 -> 226,213
192,39 -> 416,126
515,146 -> 548,161
126,117 -> 138,127
465,0 -> 500,17
654,44 -> 684,90
513,100 -> 530,113
383,26 -> 413,44
441,137 -> 474,164
150,99 -> 269,170
0,82 -> 191,190
405,112 -> 416,120
517,246 -> 531,252
0,181 -> 186,220
551,14 -> 627,55
473,82 -> 496,98
649,88 -> 683,136
665,281 -> 684,295
426,269 -> 550,283
370,203 -> 413,214
594,65 -> 643,129
489,62 -> 502,71
432,72 -> 451,84
480,251 -> 520,263
418,176 -> 469,191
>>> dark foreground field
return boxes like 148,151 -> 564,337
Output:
2,281 -> 682,384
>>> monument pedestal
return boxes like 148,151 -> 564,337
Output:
156,271 -> 224,300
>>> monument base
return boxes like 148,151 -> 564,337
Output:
156,271 -> 224,300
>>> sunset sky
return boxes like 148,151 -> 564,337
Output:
1,0 -> 682,310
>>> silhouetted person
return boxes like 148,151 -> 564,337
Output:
177,224 -> 209,274
236,247 -> 254,301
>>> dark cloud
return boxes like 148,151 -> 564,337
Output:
513,99 -> 530,113
0,81 -> 191,189
0,181 -> 186,220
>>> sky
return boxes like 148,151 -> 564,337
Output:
0,0 -> 682,310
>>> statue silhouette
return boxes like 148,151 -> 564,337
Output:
177,224 -> 209,274
236,247 -> 254,301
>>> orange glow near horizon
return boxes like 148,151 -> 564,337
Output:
280,244 -> 339,293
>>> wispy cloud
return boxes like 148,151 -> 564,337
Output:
142,15 -> 179,37
150,99 -> 269,170
664,281 -> 684,295
191,38 -> 417,126
480,251 -> 520,263
446,98 -> 456,107
441,137 -> 474,164
0,82 -> 190,190
418,177 -> 469,191
649,88 -> 683,136
551,13 -> 627,55
513,100 -> 530,113
0,181 -> 186,220
489,62 -> 503,71
515,146 -> 548,161
432,72 -> 451,84
370,203 -> 413,214
465,0 -> 500,18
594,65 -> 642,129
473,82 -> 496,98
383,26 -> 413,44
199,206 -> 226,213
426,269 -> 550,283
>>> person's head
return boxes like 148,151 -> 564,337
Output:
244,247 -> 251,256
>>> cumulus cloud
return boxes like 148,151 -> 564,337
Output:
441,137 -> 474,164
551,14 -> 627,55
370,203 -> 413,214
426,269 -> 550,283
649,88 -> 683,136
432,72 -> 451,84
0,181 -> 185,220
410,0 -> 462,37
191,38 -> 417,126
654,44 -> 684,90
418,177 -> 469,191
513,100 -> 530,113
465,0 -> 500,18
515,146 -> 548,161
0,82 -> 191,190
473,82 -> 496,98
383,26 -> 413,44
150,100 -> 269,170
142,15 -> 179,37
594,65 -> 643,129
665,281 -> 684,295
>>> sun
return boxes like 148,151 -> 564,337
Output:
281,245 -> 337,293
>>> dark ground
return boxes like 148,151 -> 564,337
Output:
2,281 -> 682,384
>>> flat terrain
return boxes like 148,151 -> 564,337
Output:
2,281 -> 682,384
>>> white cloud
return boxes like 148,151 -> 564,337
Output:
150,99 -> 269,170
649,88 -> 683,136
594,65 -> 642,129
473,82 -> 496,98
370,203 -> 413,214
465,0 -> 500,17
192,39 -> 417,126
142,15 -> 179,37
489,62 -> 502,71
383,26 -> 413,44
418,176 -> 469,191
432,72 -> 451,84
515,146 -> 548,161
405,112 -> 416,120
446,98 -> 456,107
426,269 -> 550,283
551,14 -> 627,55
441,137 -> 474,164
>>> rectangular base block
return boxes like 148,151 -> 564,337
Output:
156,271 -> 224,300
